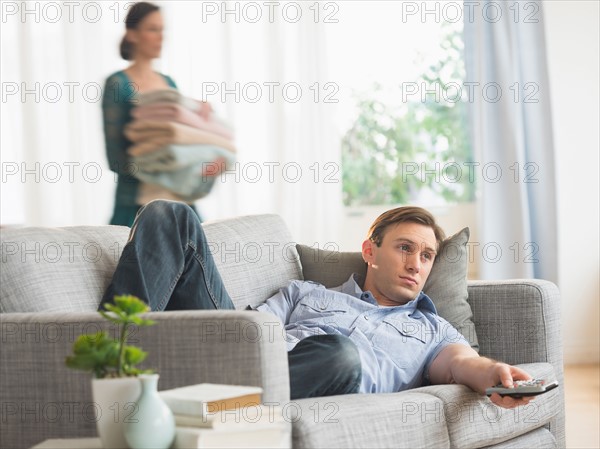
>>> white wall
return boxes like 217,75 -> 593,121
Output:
544,1 -> 600,364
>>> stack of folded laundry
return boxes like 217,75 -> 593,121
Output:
125,89 -> 236,202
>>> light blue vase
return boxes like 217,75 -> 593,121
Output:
123,374 -> 175,449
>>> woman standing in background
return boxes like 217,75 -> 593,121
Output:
103,2 -> 205,226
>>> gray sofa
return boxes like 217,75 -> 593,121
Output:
0,213 -> 565,449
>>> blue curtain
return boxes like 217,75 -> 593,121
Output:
464,1 -> 558,282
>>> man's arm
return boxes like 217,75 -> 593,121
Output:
428,343 -> 534,409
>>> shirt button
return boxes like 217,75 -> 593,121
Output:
364,315 -> 369,320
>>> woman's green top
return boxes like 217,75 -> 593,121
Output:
102,70 -> 177,224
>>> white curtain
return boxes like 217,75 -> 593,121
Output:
1,1 -> 342,246
464,0 -> 558,281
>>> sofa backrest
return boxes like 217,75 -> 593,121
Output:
1,226 -> 131,313
0,214 -> 303,313
202,214 -> 303,308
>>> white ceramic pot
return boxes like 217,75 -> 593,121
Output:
123,374 -> 175,449
92,377 -> 141,449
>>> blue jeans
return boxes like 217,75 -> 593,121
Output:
101,200 -> 362,399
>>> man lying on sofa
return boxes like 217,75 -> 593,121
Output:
101,200 -> 534,409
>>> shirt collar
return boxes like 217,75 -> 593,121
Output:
339,273 -> 438,314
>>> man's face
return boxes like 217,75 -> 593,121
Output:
362,222 -> 438,306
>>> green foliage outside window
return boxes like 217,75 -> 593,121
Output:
342,25 -> 475,207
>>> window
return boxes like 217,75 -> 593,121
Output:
324,3 -> 474,208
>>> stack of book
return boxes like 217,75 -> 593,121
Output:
159,383 -> 290,449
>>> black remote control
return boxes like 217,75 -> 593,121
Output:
485,379 -> 559,398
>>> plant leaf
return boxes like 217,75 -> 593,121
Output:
114,295 -> 150,316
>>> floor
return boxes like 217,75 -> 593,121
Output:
564,364 -> 600,448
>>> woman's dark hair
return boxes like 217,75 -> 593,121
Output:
119,2 -> 160,60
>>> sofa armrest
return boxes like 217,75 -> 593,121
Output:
467,279 -> 563,368
467,279 -> 565,448
0,310 -> 289,449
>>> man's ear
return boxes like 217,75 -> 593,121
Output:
362,239 -> 375,265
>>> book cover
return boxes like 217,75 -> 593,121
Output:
174,405 -> 284,429
159,383 -> 263,417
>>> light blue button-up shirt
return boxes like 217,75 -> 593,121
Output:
256,274 -> 470,394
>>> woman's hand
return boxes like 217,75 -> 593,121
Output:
201,157 -> 227,177
198,101 -> 213,120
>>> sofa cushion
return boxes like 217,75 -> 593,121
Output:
202,214 -> 303,309
292,392 -> 450,448
483,427 -> 556,448
0,226 -> 130,313
297,227 -> 479,351
414,362 -> 560,449
425,227 -> 478,350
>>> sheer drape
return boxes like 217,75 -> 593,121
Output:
1,1 -> 342,245
464,0 -> 558,281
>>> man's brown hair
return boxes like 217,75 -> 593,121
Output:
367,206 -> 446,250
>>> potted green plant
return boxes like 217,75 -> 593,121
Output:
66,294 -> 156,378
66,295 -> 157,449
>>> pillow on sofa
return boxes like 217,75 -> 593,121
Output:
296,227 -> 479,351
0,226 -> 130,313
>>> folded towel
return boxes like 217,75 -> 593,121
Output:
135,165 -> 219,202
131,103 -> 234,140
132,145 -> 234,200
132,144 -> 235,173
137,88 -> 200,111
125,121 -> 236,155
